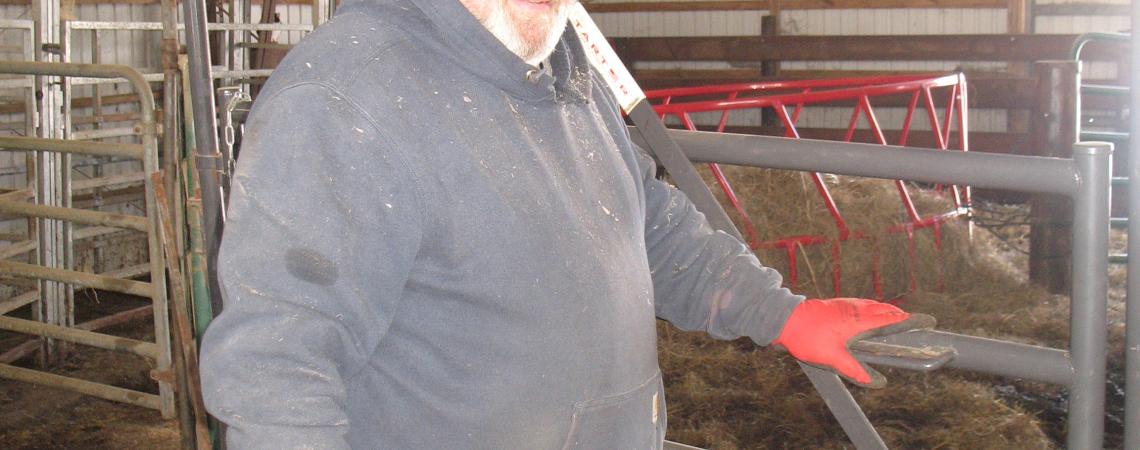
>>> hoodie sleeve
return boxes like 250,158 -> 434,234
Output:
199,82 -> 423,449
636,147 -> 804,345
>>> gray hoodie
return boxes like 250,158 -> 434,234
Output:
199,0 -> 803,448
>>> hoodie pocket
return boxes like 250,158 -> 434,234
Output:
561,371 -> 666,450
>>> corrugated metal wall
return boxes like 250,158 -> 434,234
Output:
0,2 -> 315,197
591,3 -> 1127,134
779,8 -> 1007,134
0,5 -> 34,202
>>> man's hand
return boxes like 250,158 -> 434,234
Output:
771,298 -> 931,388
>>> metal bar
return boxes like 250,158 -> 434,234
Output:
628,103 -> 740,236
635,128 -> 1081,195
0,136 -> 144,158
1070,32 -> 1131,60
71,127 -> 139,141
664,440 -> 705,450
802,363 -> 887,449
100,263 -> 152,279
1112,217 -> 1128,228
1082,84 -> 1130,96
64,69 -> 277,87
58,168 -> 147,190
0,260 -> 152,297
1081,131 -> 1130,142
33,0 -> 66,365
867,330 -> 1073,386
0,239 -> 35,259
180,59 -> 215,338
0,290 -> 37,315
1126,7 -> 1140,448
1111,254 -> 1128,264
0,200 -> 148,231
0,315 -> 159,358
181,0 -> 226,324
0,19 -> 35,29
1068,142 -> 1112,449
0,363 -> 161,410
61,19 -> 77,346
0,304 -> 152,364
64,20 -> 312,32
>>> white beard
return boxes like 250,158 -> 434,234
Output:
482,1 -> 571,66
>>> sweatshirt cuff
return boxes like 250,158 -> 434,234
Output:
747,289 -> 803,346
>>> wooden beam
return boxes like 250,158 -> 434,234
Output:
612,34 -> 1128,63
584,0 -> 1004,12
586,1 -> 768,12
1006,0 -> 1026,34
1034,3 -> 1130,17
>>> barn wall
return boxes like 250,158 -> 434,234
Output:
0,1 -> 1132,193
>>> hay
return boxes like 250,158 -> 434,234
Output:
656,165 -> 1102,448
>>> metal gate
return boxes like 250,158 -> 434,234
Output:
0,61 -> 174,418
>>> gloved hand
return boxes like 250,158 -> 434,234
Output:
771,298 -> 932,388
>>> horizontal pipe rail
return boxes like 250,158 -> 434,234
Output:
0,61 -> 156,123
0,239 -> 34,260
0,263 -> 149,316
0,19 -> 34,29
632,128 -> 1080,195
0,304 -> 154,365
0,260 -> 152,297
72,127 -> 140,141
0,315 -> 159,359
1082,84 -> 1130,96
0,136 -> 144,159
0,200 -> 148,231
866,330 -> 1074,386
0,363 -> 161,410
664,440 -> 705,450
1081,131 -> 1130,142
66,20 -> 312,32
0,290 -> 36,315
0,227 -> 137,260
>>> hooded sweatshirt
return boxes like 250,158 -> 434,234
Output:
199,1 -> 803,448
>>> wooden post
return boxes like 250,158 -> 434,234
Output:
1006,0 -> 1030,136
760,14 -> 779,127
1028,61 -> 1079,294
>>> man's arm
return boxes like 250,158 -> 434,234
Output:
635,148 -> 803,345
199,83 -> 423,448
634,146 -> 922,387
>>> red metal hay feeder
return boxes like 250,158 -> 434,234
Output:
645,74 -> 972,299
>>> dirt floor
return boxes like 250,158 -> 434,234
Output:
0,174 -> 1129,449
0,291 -> 179,449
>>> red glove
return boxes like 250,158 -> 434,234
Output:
772,298 -> 924,388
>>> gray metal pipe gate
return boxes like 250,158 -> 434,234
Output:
0,61 -> 174,418
632,129 -> 1117,449
1125,6 -> 1140,450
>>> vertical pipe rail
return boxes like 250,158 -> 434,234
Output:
181,0 -> 226,317
33,0 -> 65,365
1068,142 -> 1112,449
1125,8 -> 1140,447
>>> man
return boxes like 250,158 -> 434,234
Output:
200,0 -> 916,448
